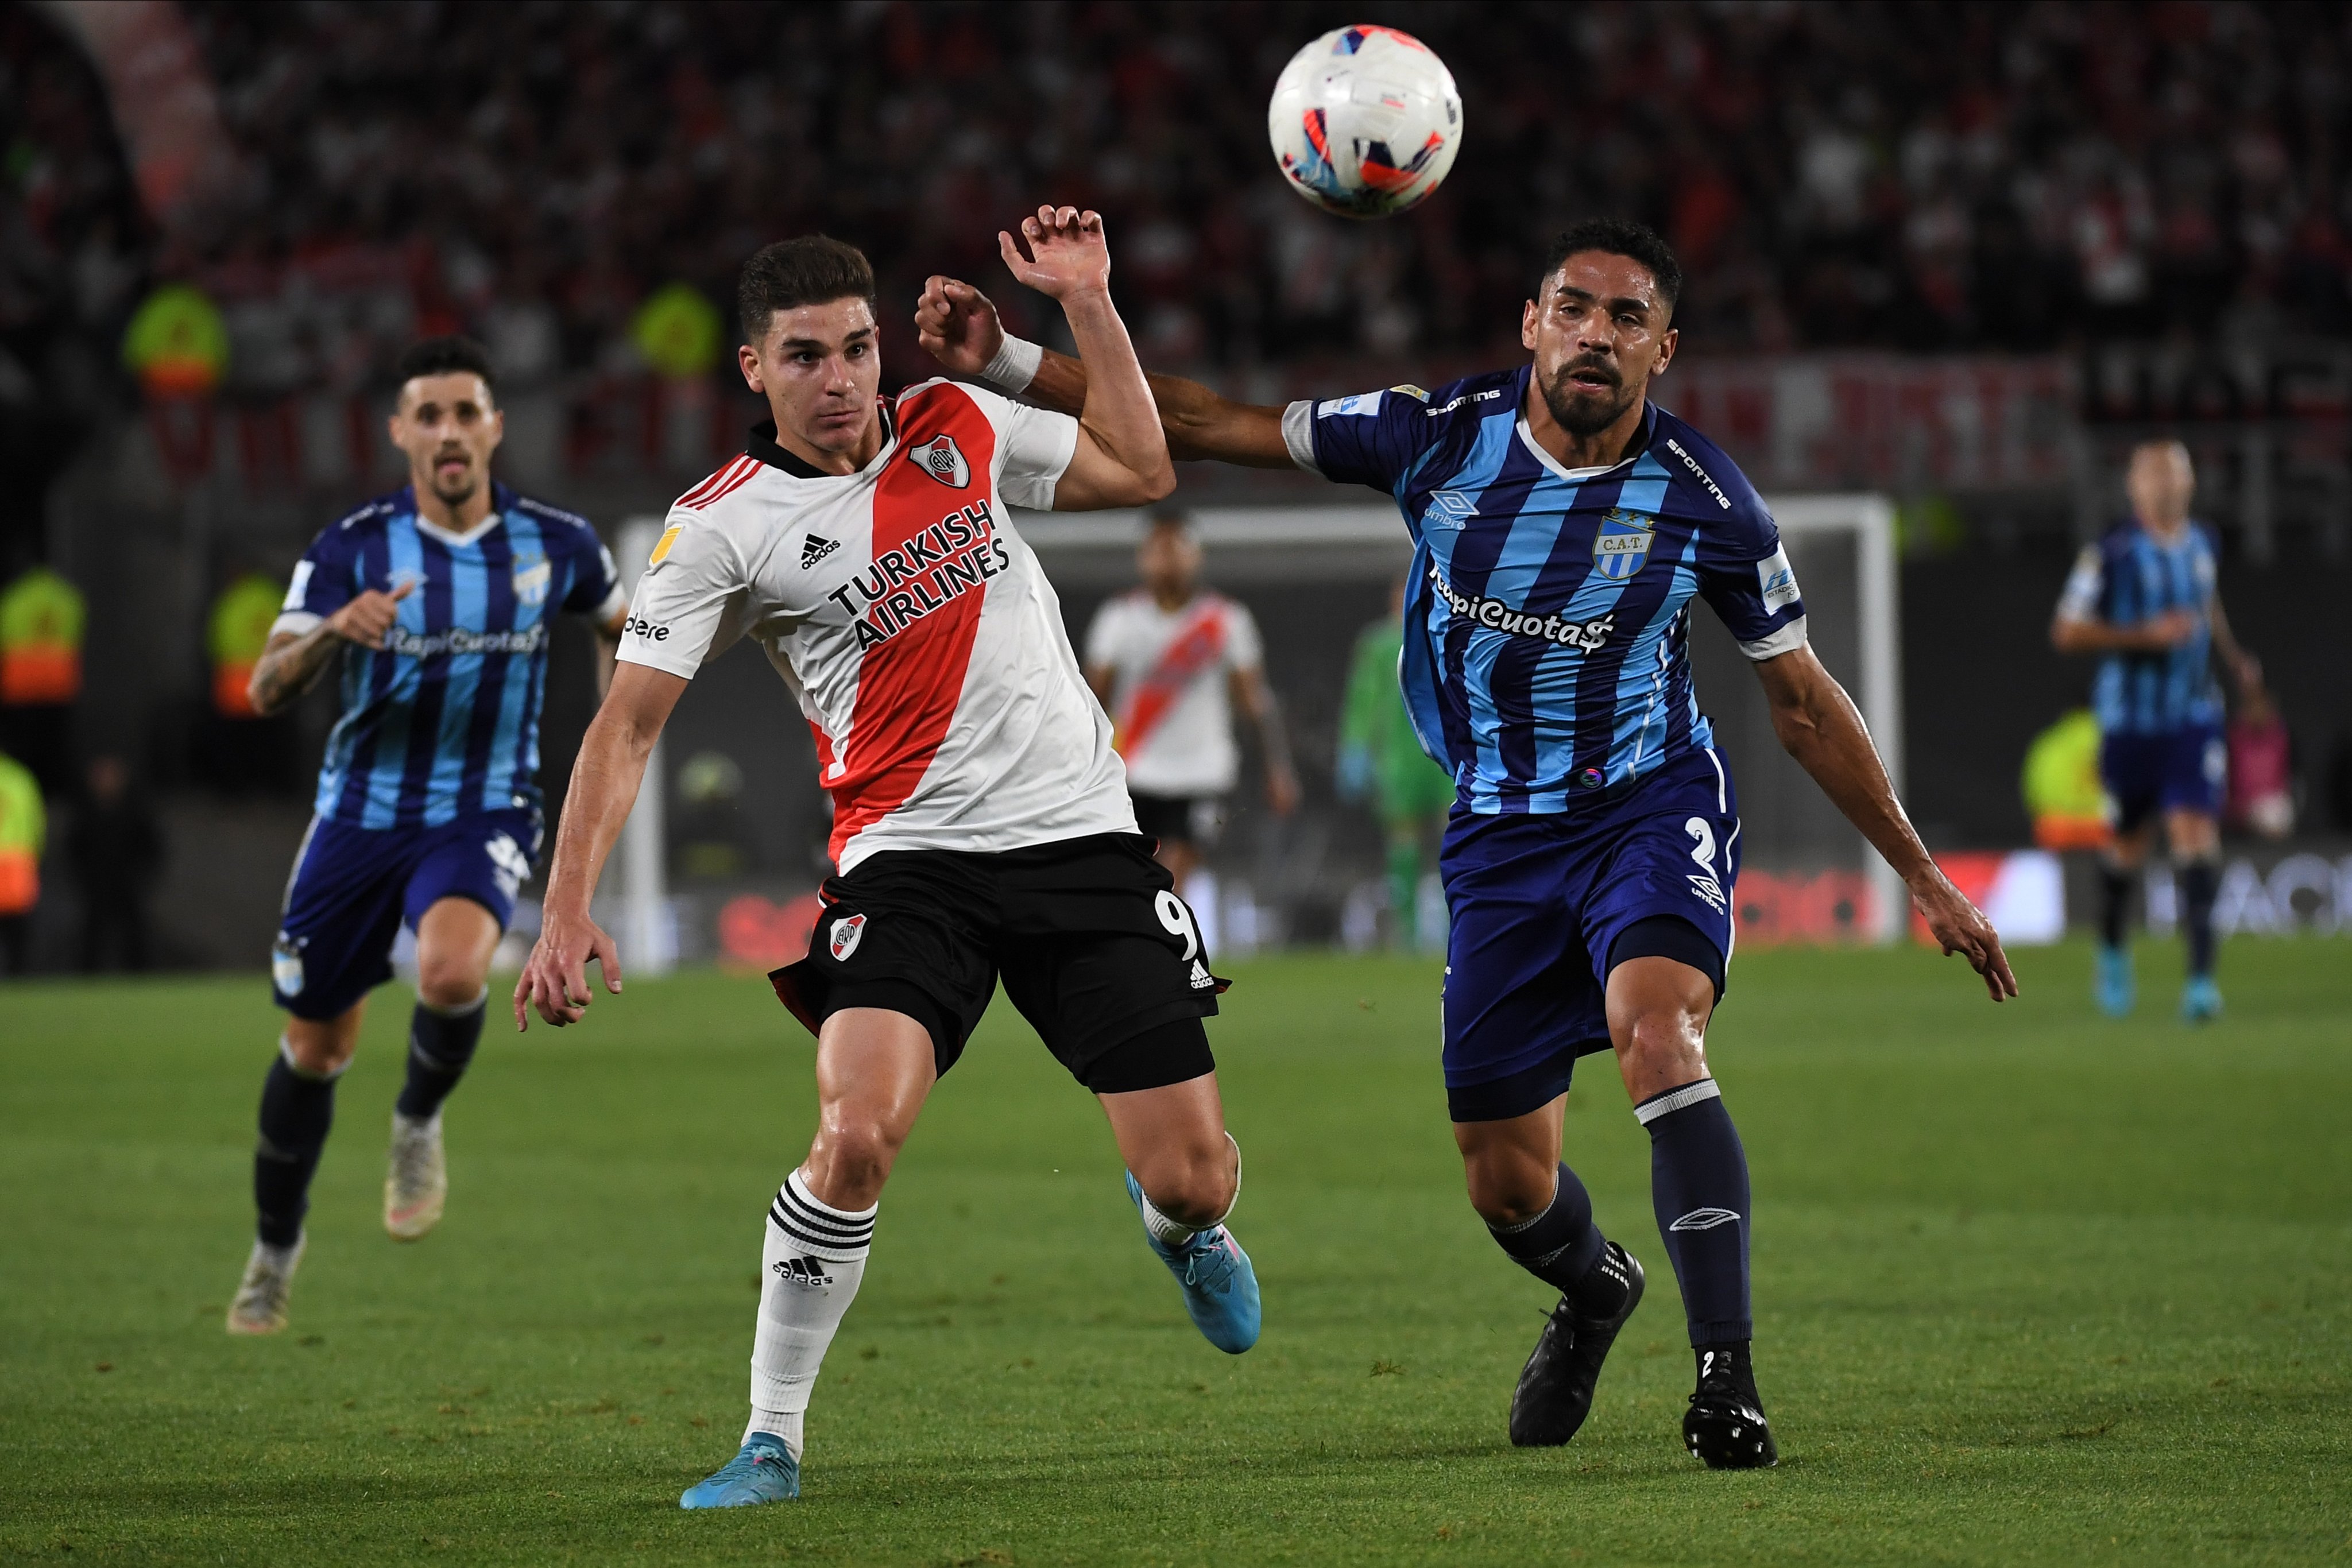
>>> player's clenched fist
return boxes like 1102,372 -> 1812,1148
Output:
326,578 -> 415,651
513,904 -> 622,1031
915,276 -> 1004,378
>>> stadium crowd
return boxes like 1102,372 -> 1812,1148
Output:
5,1 -> 2352,417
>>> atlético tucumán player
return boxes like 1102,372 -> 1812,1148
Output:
514,209 -> 1263,1509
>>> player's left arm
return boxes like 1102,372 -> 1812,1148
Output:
1751,646 -> 2018,1001
1228,663 -> 1300,815
514,661 -> 688,1030
2204,589 -> 2260,694
989,206 -> 1174,510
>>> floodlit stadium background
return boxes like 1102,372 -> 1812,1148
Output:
3,0 -> 2350,974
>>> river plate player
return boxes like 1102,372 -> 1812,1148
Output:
516,211 -> 1260,1509
226,336 -> 628,1334
922,216 -> 2018,1468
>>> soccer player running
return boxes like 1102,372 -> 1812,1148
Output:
226,337 -> 628,1334
2051,439 -> 2258,1020
515,212 -> 1259,1510
1082,505 -> 1299,897
920,217 -> 2016,1468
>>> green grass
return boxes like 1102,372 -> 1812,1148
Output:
3,938 -> 2349,1566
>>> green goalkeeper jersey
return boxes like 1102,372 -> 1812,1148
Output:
1340,615 -> 1456,821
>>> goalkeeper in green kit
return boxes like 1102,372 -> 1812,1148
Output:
1337,575 -> 1457,951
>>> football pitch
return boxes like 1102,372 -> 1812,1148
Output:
4,938 -> 2347,1566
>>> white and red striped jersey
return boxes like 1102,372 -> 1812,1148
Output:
618,378 -> 1135,872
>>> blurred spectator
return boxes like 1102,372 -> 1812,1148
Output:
65,753 -> 161,972
2021,708 -> 2113,851
1338,575 -> 1456,951
674,749 -> 753,881
0,746 -> 41,973
15,1 -> 2351,427
0,561 -> 84,796
193,565 -> 301,796
2224,672 -> 2295,839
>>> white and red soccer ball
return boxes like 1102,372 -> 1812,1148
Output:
1268,25 -> 1463,219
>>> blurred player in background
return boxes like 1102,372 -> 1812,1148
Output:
1083,506 -> 1298,918
923,215 -> 2014,1470
1337,574 -> 1457,951
517,214 -> 1260,1511
225,337 -> 626,1335
2053,439 -> 2258,1021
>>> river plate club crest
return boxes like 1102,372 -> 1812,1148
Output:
1592,508 -> 1655,580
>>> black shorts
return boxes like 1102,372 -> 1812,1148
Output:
769,833 -> 1227,1093
1129,791 -> 1225,850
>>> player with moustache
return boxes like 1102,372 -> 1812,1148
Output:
226,336 -> 627,1334
919,217 -> 2017,1469
516,210 -> 1260,1510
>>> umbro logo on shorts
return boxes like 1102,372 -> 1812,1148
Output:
1670,1207 -> 1743,1232
800,533 -> 841,568
772,1256 -> 834,1288
908,434 -> 970,489
829,913 -> 866,962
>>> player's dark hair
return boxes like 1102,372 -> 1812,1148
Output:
1539,219 -> 1683,313
393,335 -> 497,395
739,235 -> 877,344
1146,500 -> 1194,534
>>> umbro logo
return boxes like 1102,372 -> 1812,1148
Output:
1670,1207 -> 1743,1232
800,534 -> 841,568
772,1256 -> 834,1288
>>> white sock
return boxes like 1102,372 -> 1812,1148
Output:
1132,1136 -> 1243,1250
744,1169 -> 875,1461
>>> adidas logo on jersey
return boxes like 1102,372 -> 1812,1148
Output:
1189,959 -> 1216,990
801,533 -> 841,568
772,1256 -> 835,1288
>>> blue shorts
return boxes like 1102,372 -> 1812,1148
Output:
270,807 -> 541,1020
1440,746 -> 1739,1123
2099,722 -> 2224,833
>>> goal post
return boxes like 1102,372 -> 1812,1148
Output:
610,514 -> 675,977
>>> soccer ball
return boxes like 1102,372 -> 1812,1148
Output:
1267,25 -> 1463,219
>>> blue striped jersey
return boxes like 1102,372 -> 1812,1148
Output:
1285,369 -> 1806,814
2056,519 -> 2220,735
274,483 -> 624,828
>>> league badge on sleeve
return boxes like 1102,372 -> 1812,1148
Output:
908,435 -> 970,489
1593,509 -> 1655,581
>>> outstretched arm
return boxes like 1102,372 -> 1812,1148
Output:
1751,644 -> 2017,1001
916,276 -> 1294,468
513,661 -> 689,1030
989,207 -> 1174,509
1229,664 -> 1300,815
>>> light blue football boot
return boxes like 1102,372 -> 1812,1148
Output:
2094,944 -> 2136,1018
2180,974 -> 2223,1023
1125,1171 -> 1261,1354
679,1433 -> 798,1509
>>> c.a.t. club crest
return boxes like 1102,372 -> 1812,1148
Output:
1592,508 -> 1655,580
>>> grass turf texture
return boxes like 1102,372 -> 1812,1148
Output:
3,938 -> 2347,1566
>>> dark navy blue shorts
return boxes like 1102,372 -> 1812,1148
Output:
1440,747 -> 1739,1123
270,807 -> 541,1020
2099,722 -> 2224,833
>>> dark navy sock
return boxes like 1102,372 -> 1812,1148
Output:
1486,1161 -> 1620,1313
2180,860 -> 2219,978
395,991 -> 487,1120
1639,1078 -> 1752,1347
2097,863 -> 2133,949
254,1048 -> 338,1248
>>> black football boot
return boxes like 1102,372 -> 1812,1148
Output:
1507,1241 -> 1645,1446
1682,1341 -> 1777,1469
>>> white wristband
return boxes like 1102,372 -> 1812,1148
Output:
979,334 -> 1043,395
